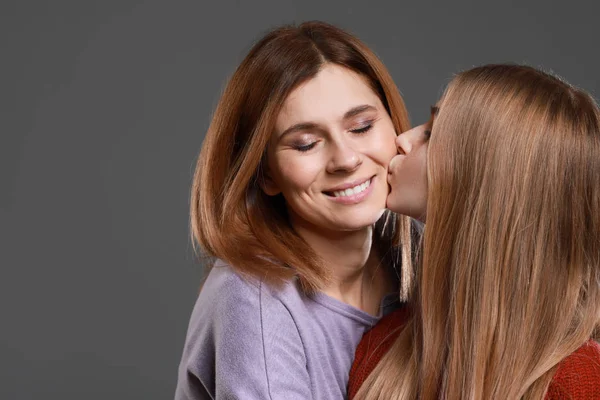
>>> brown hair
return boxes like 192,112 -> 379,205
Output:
190,21 -> 414,294
356,64 -> 600,399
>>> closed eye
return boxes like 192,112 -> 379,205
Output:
350,123 -> 373,134
294,142 -> 317,152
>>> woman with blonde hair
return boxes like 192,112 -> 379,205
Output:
349,64 -> 600,399
175,21 -> 416,399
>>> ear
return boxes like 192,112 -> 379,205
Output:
259,168 -> 281,196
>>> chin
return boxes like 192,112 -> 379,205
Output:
338,210 -> 386,231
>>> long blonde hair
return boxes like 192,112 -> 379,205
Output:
357,64 -> 600,399
190,21 -> 414,294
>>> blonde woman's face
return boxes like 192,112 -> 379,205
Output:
262,64 -> 397,233
386,107 -> 436,221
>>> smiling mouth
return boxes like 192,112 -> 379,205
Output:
324,178 -> 372,198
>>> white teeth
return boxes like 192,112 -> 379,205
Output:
332,179 -> 371,198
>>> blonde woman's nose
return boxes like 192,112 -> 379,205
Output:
396,124 -> 428,155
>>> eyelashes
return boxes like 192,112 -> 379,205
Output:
293,121 -> 375,152
294,142 -> 317,152
350,122 -> 373,134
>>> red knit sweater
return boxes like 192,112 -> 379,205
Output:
348,307 -> 600,399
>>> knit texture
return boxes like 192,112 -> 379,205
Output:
348,308 -> 600,399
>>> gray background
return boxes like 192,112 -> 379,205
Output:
2,0 -> 598,398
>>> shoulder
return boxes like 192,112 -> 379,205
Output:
348,306 -> 410,399
200,262 -> 262,309
547,340 -> 600,399
191,261 -> 306,339
182,261 -> 308,357
199,261 -> 306,319
177,262 -> 311,398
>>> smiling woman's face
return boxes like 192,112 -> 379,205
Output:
261,64 -> 398,234
386,106 -> 437,221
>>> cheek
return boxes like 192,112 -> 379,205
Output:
411,151 -> 429,208
387,152 -> 428,217
392,148 -> 428,191
410,149 -> 428,187
418,146 -> 428,184
271,154 -> 322,191
370,125 -> 398,165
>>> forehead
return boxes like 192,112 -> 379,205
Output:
276,64 -> 381,129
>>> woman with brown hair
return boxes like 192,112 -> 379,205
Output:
349,64 -> 600,399
174,21 -> 415,399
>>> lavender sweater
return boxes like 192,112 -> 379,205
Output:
175,261 -> 399,400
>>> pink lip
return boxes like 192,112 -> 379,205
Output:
324,177 -> 375,205
387,154 -> 405,176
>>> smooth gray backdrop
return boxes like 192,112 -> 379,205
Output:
2,1 -> 598,399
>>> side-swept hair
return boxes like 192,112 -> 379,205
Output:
190,21 -> 414,294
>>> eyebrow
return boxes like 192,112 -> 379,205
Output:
278,122 -> 320,139
344,104 -> 377,119
278,104 -> 377,140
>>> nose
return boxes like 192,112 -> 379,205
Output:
396,124 -> 428,155
326,139 -> 362,173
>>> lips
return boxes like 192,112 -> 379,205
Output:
323,176 -> 373,198
331,179 -> 371,198
388,154 -> 404,173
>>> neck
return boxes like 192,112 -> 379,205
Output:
292,218 -> 394,315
